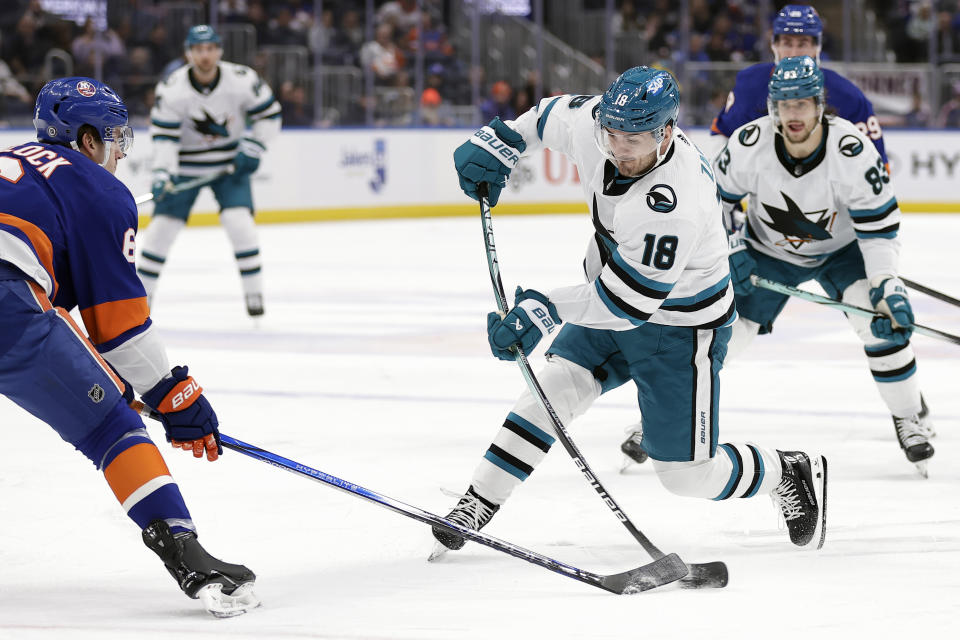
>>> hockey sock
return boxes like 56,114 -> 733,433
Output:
652,443 -> 781,500
102,428 -> 194,533
220,207 -> 263,298
137,215 -> 185,299
472,411 -> 556,504
864,341 -> 922,417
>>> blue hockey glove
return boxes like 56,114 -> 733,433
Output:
487,287 -> 561,360
151,170 -> 173,203
728,233 -> 757,295
141,366 -> 222,461
869,276 -> 914,344
233,139 -> 263,176
454,117 -> 526,206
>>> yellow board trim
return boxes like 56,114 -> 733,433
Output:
138,200 -> 956,228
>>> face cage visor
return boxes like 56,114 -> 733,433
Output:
593,119 -> 664,166
767,95 -> 824,130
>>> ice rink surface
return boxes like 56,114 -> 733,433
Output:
1,213 -> 957,639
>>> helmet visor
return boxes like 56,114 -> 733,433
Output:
104,125 -> 134,154
594,121 -> 659,164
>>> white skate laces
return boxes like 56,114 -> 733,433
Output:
770,476 -> 804,525
440,487 -> 496,530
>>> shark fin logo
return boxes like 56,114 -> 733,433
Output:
738,124 -> 760,146
838,134 -> 864,157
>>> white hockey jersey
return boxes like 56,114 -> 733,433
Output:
713,114 -> 901,279
507,94 -> 736,331
149,61 -> 282,177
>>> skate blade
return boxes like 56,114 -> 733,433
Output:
198,582 -> 260,618
619,455 -> 635,474
914,460 -> 929,479
427,541 -> 450,562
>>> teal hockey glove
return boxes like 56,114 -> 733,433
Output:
487,287 -> 561,360
454,117 -> 526,206
869,276 -> 914,344
233,139 -> 264,176
728,232 -> 757,295
151,170 -> 173,203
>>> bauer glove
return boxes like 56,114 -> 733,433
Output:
454,117 -> 526,206
142,366 -> 222,461
487,287 -> 561,360
869,275 -> 914,344
728,231 -> 757,295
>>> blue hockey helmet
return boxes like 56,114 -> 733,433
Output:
595,67 -> 680,167
767,56 -> 825,125
185,24 -> 222,48
34,77 -> 133,154
773,5 -> 822,42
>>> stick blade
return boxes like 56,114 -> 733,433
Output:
599,553 -> 689,594
679,561 -> 729,589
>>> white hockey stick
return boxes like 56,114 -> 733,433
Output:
134,166 -> 236,206
750,274 -> 960,346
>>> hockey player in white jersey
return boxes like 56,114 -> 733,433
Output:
431,67 -> 827,559
712,56 -> 934,475
137,25 -> 281,317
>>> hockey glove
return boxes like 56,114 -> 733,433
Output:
454,117 -> 526,206
487,287 -> 561,361
869,276 -> 914,344
151,170 -> 173,203
728,232 -> 757,295
232,139 -> 263,176
142,366 -> 222,461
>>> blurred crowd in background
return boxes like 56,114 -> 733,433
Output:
1,0 -> 959,128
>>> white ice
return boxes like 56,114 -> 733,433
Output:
1,213 -> 957,639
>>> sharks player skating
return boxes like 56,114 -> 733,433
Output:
137,25 -> 281,317
712,56 -> 934,476
0,77 -> 258,616
430,67 -> 827,560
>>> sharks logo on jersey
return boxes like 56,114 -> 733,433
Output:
646,184 -> 677,212
191,109 -> 230,138
761,191 -> 835,249
838,134 -> 863,157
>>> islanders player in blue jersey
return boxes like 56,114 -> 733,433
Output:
0,78 -> 258,617
710,5 -> 887,166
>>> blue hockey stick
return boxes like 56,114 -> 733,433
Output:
217,433 -> 687,595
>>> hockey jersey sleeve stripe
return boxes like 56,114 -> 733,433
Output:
242,137 -> 267,151
594,278 -> 651,326
854,223 -> 899,239
79,297 -> 150,346
179,158 -> 233,168
150,118 -> 180,129
718,185 -> 746,203
96,317 -> 153,353
247,95 -> 277,116
179,141 -> 238,155
849,197 -> 898,222
536,97 -> 561,140
152,134 -> 180,142
260,111 -> 282,120
661,276 -> 730,311
0,214 -> 57,297
608,248 -> 674,297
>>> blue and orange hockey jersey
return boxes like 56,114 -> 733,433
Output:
0,141 -> 150,350
711,62 -> 887,165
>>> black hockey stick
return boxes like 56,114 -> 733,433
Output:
219,433 -> 688,594
751,275 -> 960,346
477,186 -> 728,589
134,166 -> 236,206
901,277 -> 960,309
130,403 -> 685,594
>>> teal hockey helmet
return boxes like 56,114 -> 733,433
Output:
767,55 -> 825,125
185,24 -> 221,49
595,67 -> 680,167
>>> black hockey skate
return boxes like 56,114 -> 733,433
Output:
143,520 -> 260,617
771,451 -> 827,550
917,394 -> 935,439
428,486 -> 500,561
619,422 -> 649,471
245,293 -> 264,317
893,413 -> 934,478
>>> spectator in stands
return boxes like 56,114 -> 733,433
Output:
420,87 -> 454,126
72,17 -> 126,78
339,9 -> 365,53
265,6 -> 307,47
903,90 -> 930,127
936,82 -> 960,127
360,23 -> 405,86
377,0 -> 421,35
3,13 -> 52,80
220,0 -> 250,24
611,0 -> 642,34
245,1 -> 271,46
480,80 -> 516,122
0,55 -> 32,123
145,23 -> 180,74
279,80 -> 313,127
